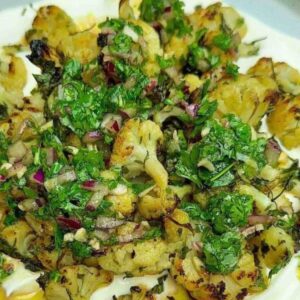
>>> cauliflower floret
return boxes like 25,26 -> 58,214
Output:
111,119 -> 168,194
0,221 -> 35,258
267,95 -> 300,149
98,239 -> 171,276
274,62 -> 300,95
45,265 -> 113,300
209,74 -> 278,127
137,188 -> 171,219
25,6 -> 77,48
164,209 -> 192,244
248,58 -> 300,95
171,252 -> 209,292
129,19 -> 162,76
107,188 -> 137,216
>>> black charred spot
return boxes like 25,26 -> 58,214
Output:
97,33 -> 108,47
130,286 -> 142,293
236,288 -> 248,300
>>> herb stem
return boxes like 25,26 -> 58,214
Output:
211,162 -> 234,182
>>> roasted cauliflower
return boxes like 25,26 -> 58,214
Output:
111,119 -> 168,194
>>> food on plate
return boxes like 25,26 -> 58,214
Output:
0,1 -> 299,299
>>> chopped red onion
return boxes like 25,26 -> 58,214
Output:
82,181 -> 106,192
119,110 -> 130,119
111,120 -> 120,133
86,204 -> 97,212
35,198 -> 46,208
248,215 -> 275,225
0,175 -> 6,182
57,216 -> 81,230
33,169 -> 45,184
146,79 -> 157,93
103,61 -> 120,83
46,148 -> 57,166
241,224 -> 264,237
82,180 -> 96,188
182,85 -> 190,95
184,103 -> 199,118
192,242 -> 203,253
265,139 -> 281,167
83,131 -> 102,144
164,6 -> 172,13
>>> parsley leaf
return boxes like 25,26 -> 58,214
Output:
213,33 -> 232,51
69,240 -> 92,258
140,0 -> 164,22
225,61 -> 239,79
206,192 -> 253,234
72,148 -> 104,181
202,231 -> 242,274
176,115 -> 267,187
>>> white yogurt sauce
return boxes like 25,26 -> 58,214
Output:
0,0 -> 299,299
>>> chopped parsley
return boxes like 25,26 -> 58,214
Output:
176,115 -> 267,187
213,33 -> 232,51
225,61 -> 239,79
202,231 -> 242,274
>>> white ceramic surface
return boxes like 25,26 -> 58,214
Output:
0,0 -> 299,299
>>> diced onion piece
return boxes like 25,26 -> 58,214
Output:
83,131 -> 102,143
44,170 -> 76,191
57,216 -> 81,230
96,216 -> 125,229
32,169 -> 45,184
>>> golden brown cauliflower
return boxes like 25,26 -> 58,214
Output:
98,239 -> 171,276
111,119 -> 168,193
209,74 -> 279,127
267,95 -> 300,149
25,6 -> 77,48
188,3 -> 247,64
45,265 -> 113,300
0,220 -> 35,258
248,57 -> 300,95
171,251 -> 259,300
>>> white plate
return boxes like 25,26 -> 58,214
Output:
0,1 -> 299,299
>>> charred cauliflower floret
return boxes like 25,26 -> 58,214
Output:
249,226 -> 294,269
106,187 -> 138,217
0,221 -> 35,258
130,19 -> 163,76
25,6 -> 77,48
98,239 -> 171,276
57,31 -> 99,64
0,52 -> 27,117
137,186 -> 177,219
248,57 -> 300,95
111,119 -> 168,194
171,252 -> 209,293
209,74 -> 279,127
267,95 -> 300,149
274,62 -> 300,95
45,265 -> 113,300
188,3 -> 247,64
172,251 -> 259,300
